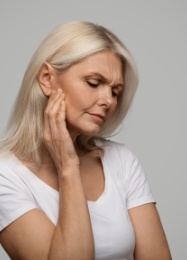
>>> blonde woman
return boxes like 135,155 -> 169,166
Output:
0,21 -> 171,259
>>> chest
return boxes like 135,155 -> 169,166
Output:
79,155 -> 105,201
21,154 -> 135,259
30,153 -> 105,202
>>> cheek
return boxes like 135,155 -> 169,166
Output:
64,87 -> 92,111
65,94 -> 84,110
64,95 -> 84,120
110,100 -> 118,114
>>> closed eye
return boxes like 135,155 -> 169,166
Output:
112,90 -> 118,97
87,80 -> 99,88
112,87 -> 122,98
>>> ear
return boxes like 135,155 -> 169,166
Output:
38,62 -> 55,96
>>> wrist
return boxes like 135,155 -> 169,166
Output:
58,164 -> 80,179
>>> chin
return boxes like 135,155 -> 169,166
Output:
77,125 -> 102,137
67,121 -> 103,138
82,129 -> 101,137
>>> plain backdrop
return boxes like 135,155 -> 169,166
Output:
0,1 -> 186,259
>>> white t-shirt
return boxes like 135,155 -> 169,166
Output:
0,140 -> 155,260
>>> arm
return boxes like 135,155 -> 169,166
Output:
128,203 -> 172,260
0,89 -> 94,259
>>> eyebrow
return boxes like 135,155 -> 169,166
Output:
87,72 -> 124,88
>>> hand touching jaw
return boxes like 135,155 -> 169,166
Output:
39,51 -> 123,139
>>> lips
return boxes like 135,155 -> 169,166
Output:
87,113 -> 106,123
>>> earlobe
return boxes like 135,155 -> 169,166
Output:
38,62 -> 54,96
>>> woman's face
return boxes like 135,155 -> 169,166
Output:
54,51 -> 124,137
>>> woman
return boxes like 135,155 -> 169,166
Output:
0,21 -> 171,259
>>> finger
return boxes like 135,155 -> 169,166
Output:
43,88 -> 63,137
57,100 -> 77,156
45,89 -> 63,113
43,91 -> 78,167
42,89 -> 65,143
47,93 -> 66,139
57,98 -> 66,123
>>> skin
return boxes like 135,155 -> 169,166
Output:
0,51 -> 171,259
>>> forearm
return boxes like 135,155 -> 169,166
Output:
49,166 -> 95,260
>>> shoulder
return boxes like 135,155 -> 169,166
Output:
0,154 -> 28,191
96,138 -> 136,165
0,154 -> 15,173
0,153 -> 21,175
97,138 -> 148,186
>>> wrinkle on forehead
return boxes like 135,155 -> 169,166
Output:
83,51 -> 124,86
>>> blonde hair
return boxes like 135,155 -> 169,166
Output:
0,20 -> 138,164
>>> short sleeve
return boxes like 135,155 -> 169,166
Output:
101,140 -> 156,210
123,148 -> 156,209
0,166 -> 39,231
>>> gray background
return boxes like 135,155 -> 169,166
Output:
0,1 -> 186,259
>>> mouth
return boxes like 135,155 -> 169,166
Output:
87,113 -> 106,124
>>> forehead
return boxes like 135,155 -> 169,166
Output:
75,51 -> 124,82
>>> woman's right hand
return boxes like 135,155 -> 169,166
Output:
0,89 -> 94,260
41,88 -> 80,174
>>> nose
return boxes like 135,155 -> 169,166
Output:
98,86 -> 114,108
